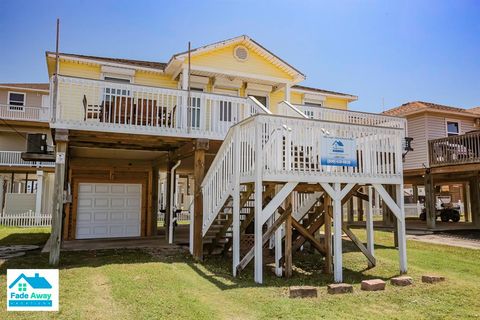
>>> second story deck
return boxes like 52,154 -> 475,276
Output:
429,131 -> 480,167
53,75 -> 269,140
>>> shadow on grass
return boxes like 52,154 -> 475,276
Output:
0,230 -> 400,291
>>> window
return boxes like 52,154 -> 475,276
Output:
103,76 -> 132,101
304,110 -> 314,119
252,95 -> 268,108
18,283 -> 27,292
446,121 -> 460,136
8,92 -> 25,111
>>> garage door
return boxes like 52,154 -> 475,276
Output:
76,183 -> 142,239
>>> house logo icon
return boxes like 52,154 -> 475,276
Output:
331,140 -> 345,153
7,269 -> 59,311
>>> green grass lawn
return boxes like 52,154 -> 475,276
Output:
1,226 -> 480,319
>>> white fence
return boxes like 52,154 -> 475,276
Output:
157,210 -> 191,225
0,211 -> 52,227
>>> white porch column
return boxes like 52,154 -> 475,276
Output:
35,170 -> 44,221
284,84 -> 291,103
333,183 -> 343,283
254,122 -> 264,284
366,186 -> 375,268
396,184 -> 408,274
232,128 -> 241,276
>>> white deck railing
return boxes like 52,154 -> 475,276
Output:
0,211 -> 52,227
0,104 -> 49,122
0,151 -> 55,168
53,75 -> 267,140
202,113 -> 405,235
287,102 -> 406,129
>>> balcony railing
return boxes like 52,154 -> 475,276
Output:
429,131 -> 480,167
0,104 -> 49,122
290,103 -> 406,129
0,151 -> 55,168
53,75 -> 268,140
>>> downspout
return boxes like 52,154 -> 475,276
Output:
168,160 -> 181,244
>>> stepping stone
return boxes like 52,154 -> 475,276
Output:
327,283 -> 353,294
391,276 -> 413,286
289,286 -> 318,298
422,275 -> 445,284
361,279 -> 386,291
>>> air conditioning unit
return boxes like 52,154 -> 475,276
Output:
26,133 -> 48,154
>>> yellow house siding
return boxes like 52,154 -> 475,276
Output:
191,44 -> 294,82
134,71 -> 178,89
59,61 -> 101,79
323,97 -> 348,110
290,92 -> 303,105
269,91 -> 285,114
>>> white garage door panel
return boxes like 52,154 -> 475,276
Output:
76,183 -> 142,239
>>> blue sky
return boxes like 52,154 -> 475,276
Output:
0,0 -> 479,112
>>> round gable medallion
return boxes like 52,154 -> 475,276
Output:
234,45 -> 249,62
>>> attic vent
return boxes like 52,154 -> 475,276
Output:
234,45 -> 249,61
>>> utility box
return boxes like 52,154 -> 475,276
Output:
26,133 -> 48,154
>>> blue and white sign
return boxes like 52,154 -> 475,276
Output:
321,136 -> 357,167
7,269 -> 59,311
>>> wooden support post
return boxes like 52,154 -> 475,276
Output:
285,210 -> 293,278
424,170 -> 436,229
470,174 -> 480,227
357,191 -> 364,221
323,194 -> 333,274
193,139 -> 208,260
462,183 -> 470,222
347,198 -> 354,223
151,165 -> 159,236
366,186 -> 375,268
274,211 -> 283,277
333,183 -> 343,283
49,129 -> 68,266
165,155 -> 173,241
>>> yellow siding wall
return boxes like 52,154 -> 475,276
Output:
134,71 -> 178,88
290,92 -> 303,105
269,90 -> 285,114
191,44 -> 294,81
59,61 -> 101,79
323,97 -> 348,110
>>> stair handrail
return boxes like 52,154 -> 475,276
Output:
278,100 -> 309,119
201,98 -> 271,236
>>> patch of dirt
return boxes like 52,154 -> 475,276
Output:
407,230 -> 480,249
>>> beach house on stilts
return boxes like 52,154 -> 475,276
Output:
46,35 -> 407,284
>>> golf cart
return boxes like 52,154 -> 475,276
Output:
419,196 -> 461,222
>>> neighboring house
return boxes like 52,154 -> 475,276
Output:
384,101 -> 480,228
0,83 -> 55,219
